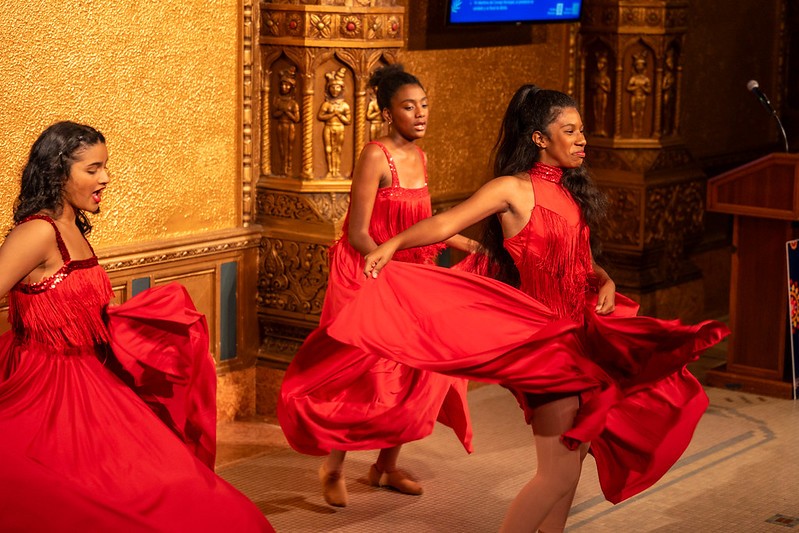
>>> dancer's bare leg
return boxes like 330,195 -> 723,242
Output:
498,396 -> 582,533
539,441 -> 590,533
375,445 -> 402,472
324,449 -> 346,473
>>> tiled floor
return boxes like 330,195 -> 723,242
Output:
217,337 -> 799,532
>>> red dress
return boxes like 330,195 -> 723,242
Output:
278,141 -> 472,456
0,215 -> 273,532
328,163 -> 729,504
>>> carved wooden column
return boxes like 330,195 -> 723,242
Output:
579,0 -> 705,319
256,0 -> 403,386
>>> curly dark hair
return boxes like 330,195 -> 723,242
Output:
14,121 -> 106,235
369,63 -> 424,111
482,84 -> 608,286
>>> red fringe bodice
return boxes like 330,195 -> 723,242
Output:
8,216 -> 113,350
503,164 -> 593,321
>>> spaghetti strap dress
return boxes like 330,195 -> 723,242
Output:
327,163 -> 729,504
0,215 -> 273,532
278,141 -> 473,456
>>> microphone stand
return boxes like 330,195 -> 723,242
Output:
748,80 -> 791,152
774,113 -> 790,153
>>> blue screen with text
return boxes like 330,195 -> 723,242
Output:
448,0 -> 582,24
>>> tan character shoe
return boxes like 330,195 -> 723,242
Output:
367,464 -> 423,496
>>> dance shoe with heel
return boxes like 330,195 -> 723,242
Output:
367,464 -> 423,496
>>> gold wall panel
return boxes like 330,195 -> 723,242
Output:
0,1 -> 242,247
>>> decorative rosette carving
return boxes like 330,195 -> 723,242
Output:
386,15 -> 400,37
309,14 -> 332,39
366,16 -> 382,39
286,13 -> 303,36
263,11 -> 282,36
340,15 -> 362,38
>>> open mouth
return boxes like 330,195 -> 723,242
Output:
92,188 -> 104,203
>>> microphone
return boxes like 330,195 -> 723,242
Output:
747,80 -> 776,116
747,80 -> 789,152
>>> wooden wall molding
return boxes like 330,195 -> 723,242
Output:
99,226 -> 263,272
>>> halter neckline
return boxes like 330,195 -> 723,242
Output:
529,163 -> 563,184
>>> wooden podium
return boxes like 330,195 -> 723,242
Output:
706,153 -> 799,397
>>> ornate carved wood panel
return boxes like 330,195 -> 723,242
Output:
257,1 -> 404,367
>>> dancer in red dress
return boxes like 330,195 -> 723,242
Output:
0,121 -> 273,532
278,65 -> 476,507
328,86 -> 729,532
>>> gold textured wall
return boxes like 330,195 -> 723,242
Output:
0,1 -> 241,248
403,37 -> 573,198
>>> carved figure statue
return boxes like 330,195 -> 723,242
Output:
366,87 -> 383,141
661,48 -> 676,136
626,51 -> 651,138
318,67 -> 352,179
590,51 -> 612,137
272,67 -> 300,176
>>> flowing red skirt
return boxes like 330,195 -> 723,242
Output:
327,261 -> 728,503
279,238 -> 473,456
0,283 -> 272,532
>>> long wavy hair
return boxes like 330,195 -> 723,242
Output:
482,84 -> 607,286
14,121 -> 106,235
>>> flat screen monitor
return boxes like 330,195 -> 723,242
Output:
447,1 -> 583,25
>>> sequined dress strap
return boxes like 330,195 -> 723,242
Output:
366,141 -> 400,187
14,215 -> 100,294
20,214 -> 71,262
